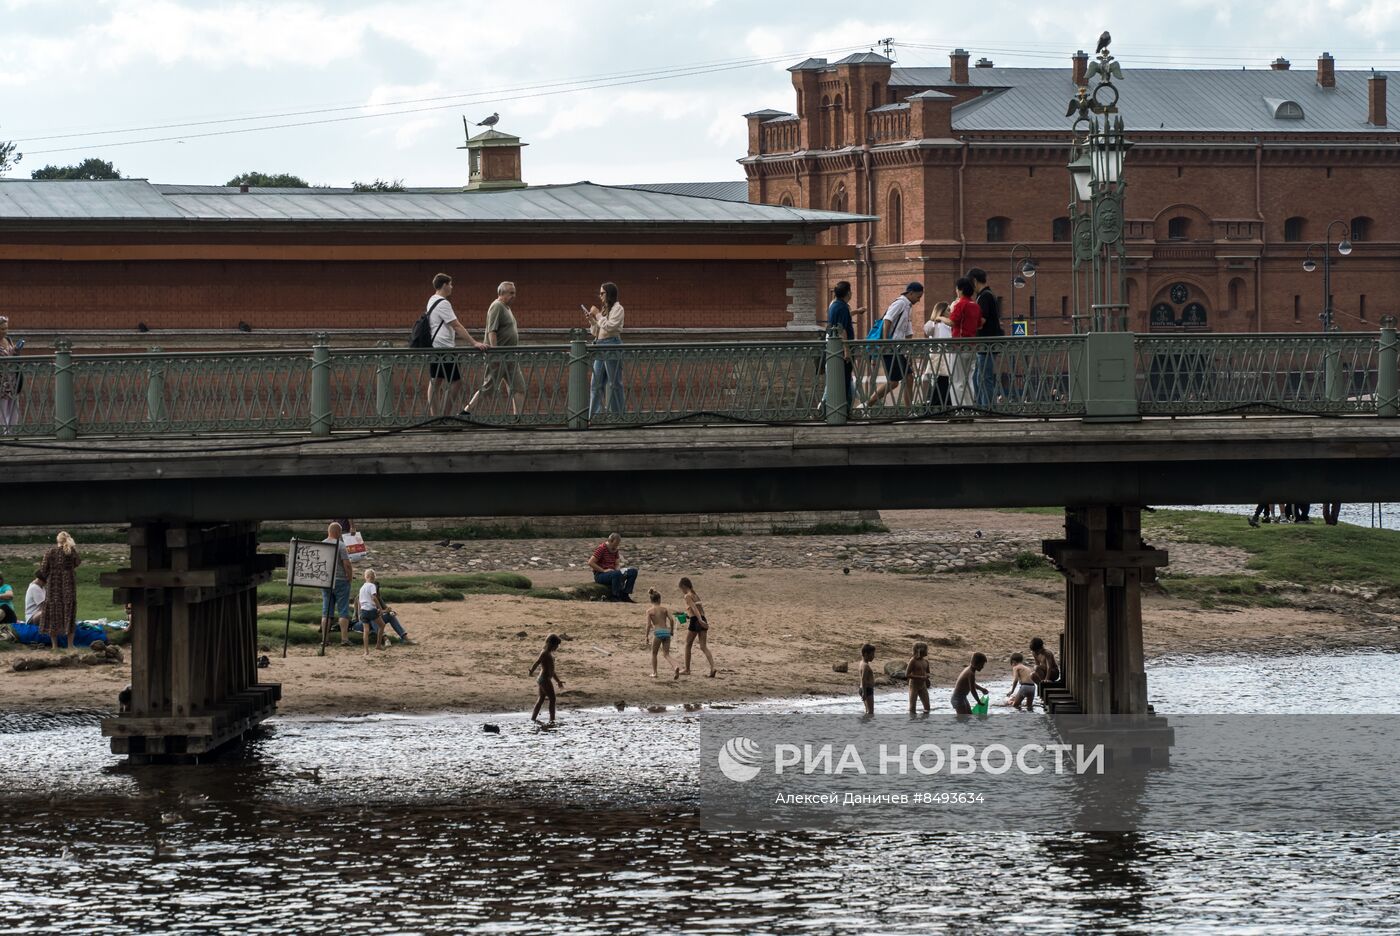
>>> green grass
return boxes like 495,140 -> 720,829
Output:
951,551 -> 1061,579
1154,574 -> 1294,610
255,571 -> 535,606
2,554 -> 126,622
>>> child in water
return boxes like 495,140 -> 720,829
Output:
951,652 -> 989,715
645,589 -> 681,680
1004,652 -> 1037,710
529,634 -> 564,726
906,642 -> 930,715
858,643 -> 876,715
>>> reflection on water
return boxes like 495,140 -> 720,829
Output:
3,650 -> 1399,934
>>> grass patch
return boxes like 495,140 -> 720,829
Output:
772,521 -> 890,536
1155,574 -> 1294,610
2,554 -> 126,622
256,571 -> 535,606
996,507 -> 1066,516
950,551 -> 1060,579
1144,509 -> 1400,589
256,618 -> 322,646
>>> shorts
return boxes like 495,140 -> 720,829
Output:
883,353 -> 910,384
358,608 -> 379,626
688,615 -> 708,633
480,359 -> 525,395
321,580 -> 351,619
1012,683 -> 1036,703
654,630 -> 671,642
857,686 -> 873,700
429,360 -> 461,382
951,692 -> 972,715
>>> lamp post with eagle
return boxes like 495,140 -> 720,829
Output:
1066,31 -> 1131,333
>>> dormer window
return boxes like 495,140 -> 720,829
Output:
1264,97 -> 1304,120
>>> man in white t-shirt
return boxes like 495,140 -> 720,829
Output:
25,572 -> 46,626
862,281 -> 923,410
425,273 -> 487,415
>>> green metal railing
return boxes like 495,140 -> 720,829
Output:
0,327 -> 1394,440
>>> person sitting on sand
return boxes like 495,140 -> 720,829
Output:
644,589 -> 681,680
529,634 -> 564,726
678,577 -> 716,678
906,642 -> 930,715
1004,653 -> 1036,710
951,652 -> 989,715
354,569 -> 411,649
858,643 -> 877,716
590,533 -> 639,603
0,571 -> 15,626
24,571 -> 45,628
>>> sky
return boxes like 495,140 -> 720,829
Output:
3,0 -> 1400,188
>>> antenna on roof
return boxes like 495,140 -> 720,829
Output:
879,37 -> 895,60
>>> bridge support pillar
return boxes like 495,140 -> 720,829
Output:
99,521 -> 284,763
1042,505 -> 1167,716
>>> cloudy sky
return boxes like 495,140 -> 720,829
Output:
3,0 -> 1400,188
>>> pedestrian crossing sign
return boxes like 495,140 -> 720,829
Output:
1011,320 -> 1028,337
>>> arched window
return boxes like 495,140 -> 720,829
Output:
1351,216 -> 1373,241
820,95 -> 831,149
887,188 -> 903,243
832,95 -> 844,147
1284,216 -> 1305,242
1228,277 -> 1244,310
779,193 -> 794,208
986,216 -> 1010,243
1051,216 -> 1071,242
1168,216 -> 1191,240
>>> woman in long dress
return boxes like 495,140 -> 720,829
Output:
38,531 -> 80,650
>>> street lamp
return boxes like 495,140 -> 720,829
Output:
1009,243 -> 1038,334
1302,220 -> 1354,331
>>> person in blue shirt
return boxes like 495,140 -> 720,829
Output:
0,571 -> 15,625
822,280 -> 864,410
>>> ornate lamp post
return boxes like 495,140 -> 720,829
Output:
1067,34 -> 1131,333
1302,220 -> 1353,332
1009,243 -> 1038,335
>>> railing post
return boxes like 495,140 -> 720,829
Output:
310,334 -> 332,437
1380,317 -> 1398,417
53,340 -> 76,440
374,340 -> 395,420
1324,338 -> 1343,405
823,332 -> 848,425
567,330 -> 589,429
146,346 -> 168,428
1079,331 -> 1139,422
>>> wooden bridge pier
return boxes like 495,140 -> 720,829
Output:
99,521 -> 283,763
1043,506 -> 1174,761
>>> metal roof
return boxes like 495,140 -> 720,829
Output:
618,181 -> 750,202
0,180 -> 870,225
888,67 -> 1394,133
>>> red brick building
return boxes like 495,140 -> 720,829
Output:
741,49 -> 1399,334
0,138 -> 865,350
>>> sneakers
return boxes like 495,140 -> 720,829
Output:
1248,516 -> 1259,528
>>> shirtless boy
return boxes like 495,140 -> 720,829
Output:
858,643 -> 877,715
906,642 -> 930,715
1030,637 -> 1060,708
645,589 -> 682,680
529,633 -> 564,726
951,652 -> 989,715
1005,652 -> 1037,710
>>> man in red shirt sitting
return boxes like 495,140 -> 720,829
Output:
589,533 -> 638,602
948,276 -> 981,408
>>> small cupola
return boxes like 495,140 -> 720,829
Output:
459,121 -> 527,192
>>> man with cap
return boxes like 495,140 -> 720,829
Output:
862,282 -> 923,410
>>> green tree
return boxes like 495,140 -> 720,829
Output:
351,178 -> 405,192
225,171 -> 311,188
0,130 -> 19,176
31,157 -> 121,180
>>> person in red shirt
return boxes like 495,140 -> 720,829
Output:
589,533 -> 639,602
948,277 -> 980,407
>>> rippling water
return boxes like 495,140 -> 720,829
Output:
4,650 -> 1399,934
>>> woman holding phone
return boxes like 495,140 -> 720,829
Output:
585,282 -> 625,417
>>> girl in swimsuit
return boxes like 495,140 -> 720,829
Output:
906,642 -> 930,714
678,577 -> 717,678
529,633 -> 564,726
645,589 -> 681,680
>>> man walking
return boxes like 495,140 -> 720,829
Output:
424,273 -> 487,416
588,533 -> 639,602
320,522 -> 365,654
968,268 -> 1003,408
464,281 -> 526,419
862,282 -> 922,410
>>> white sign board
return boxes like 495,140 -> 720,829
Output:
287,539 -> 340,589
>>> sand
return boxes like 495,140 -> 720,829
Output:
0,563 -> 1371,717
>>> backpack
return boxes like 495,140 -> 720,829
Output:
409,297 -> 449,348
866,299 -> 909,340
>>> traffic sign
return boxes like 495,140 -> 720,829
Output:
1011,320 -> 1028,337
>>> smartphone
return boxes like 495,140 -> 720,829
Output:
14,338 -> 23,350
580,304 -> 590,315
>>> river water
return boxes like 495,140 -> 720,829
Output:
4,649 -> 1399,934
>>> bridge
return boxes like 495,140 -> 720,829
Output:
3,327 -> 1397,761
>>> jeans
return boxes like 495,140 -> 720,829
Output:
974,351 -> 998,408
594,567 -> 638,599
590,337 -> 625,416
353,608 -> 407,638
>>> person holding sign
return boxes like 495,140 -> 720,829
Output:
319,522 -> 363,654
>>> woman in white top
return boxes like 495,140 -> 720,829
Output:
922,301 -> 954,411
586,281 -> 626,417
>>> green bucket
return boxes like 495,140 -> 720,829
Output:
971,695 -> 990,716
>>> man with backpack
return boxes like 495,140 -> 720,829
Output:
967,267 -> 1002,408
414,273 -> 486,415
860,281 -> 922,411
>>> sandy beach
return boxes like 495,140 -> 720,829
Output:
3,509 -> 1385,716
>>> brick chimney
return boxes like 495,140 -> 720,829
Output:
1072,50 -> 1088,86
909,90 -> 955,138
950,48 -> 970,84
1317,52 -> 1335,88
1271,57 -> 1290,70
975,57 -> 993,68
1370,72 -> 1388,126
